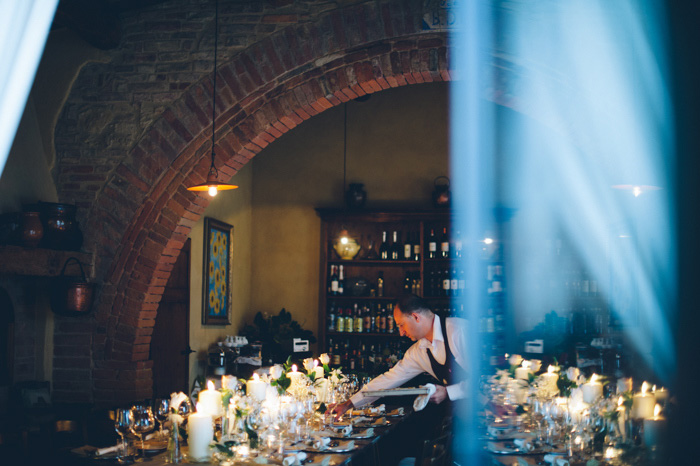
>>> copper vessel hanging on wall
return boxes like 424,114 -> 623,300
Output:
50,257 -> 95,316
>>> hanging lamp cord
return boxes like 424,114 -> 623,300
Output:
210,0 -> 219,174
343,103 -> 347,195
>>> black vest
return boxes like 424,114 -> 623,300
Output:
426,315 -> 468,386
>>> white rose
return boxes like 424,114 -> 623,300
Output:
319,353 -> 330,365
529,359 -> 542,373
269,364 -> 283,380
566,367 -> 580,381
303,358 -> 315,372
508,354 -> 523,367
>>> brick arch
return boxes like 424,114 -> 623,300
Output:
72,2 -> 519,404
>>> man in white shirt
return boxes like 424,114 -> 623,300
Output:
328,294 -> 469,418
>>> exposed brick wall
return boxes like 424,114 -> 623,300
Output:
51,0 -> 518,405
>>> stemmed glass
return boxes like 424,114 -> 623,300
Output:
154,398 -> 170,439
114,408 -> 134,463
130,404 -> 155,462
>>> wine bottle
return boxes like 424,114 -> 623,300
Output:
377,271 -> 384,297
450,267 -> 458,297
330,265 -> 338,295
428,229 -> 437,259
413,232 -> 421,261
363,305 -> 371,333
345,307 -> 353,333
338,265 -> 345,296
440,227 -> 450,258
379,231 -> 389,260
328,302 -> 336,331
442,267 -> 451,297
403,232 -> 412,260
379,306 -> 387,333
454,230 -> 463,258
391,231 -> 400,260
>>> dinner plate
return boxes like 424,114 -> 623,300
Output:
287,440 -> 358,454
486,440 -> 565,456
325,428 -> 377,440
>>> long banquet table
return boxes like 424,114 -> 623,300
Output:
66,404 -> 413,466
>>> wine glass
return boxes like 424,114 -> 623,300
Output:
154,398 -> 170,439
114,408 -> 134,463
130,404 -> 155,462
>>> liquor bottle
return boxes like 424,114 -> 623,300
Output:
435,269 -> 443,296
342,340 -> 350,367
390,231 -> 400,260
379,231 -> 389,260
332,341 -> 341,366
404,271 -> 411,293
349,350 -> 356,371
428,229 -> 437,259
428,269 -> 436,297
450,267 -> 458,297
354,303 -> 363,333
363,305 -> 371,333
387,309 -> 395,334
345,307 -> 353,333
359,343 -> 367,370
338,265 -> 345,296
377,271 -> 384,297
330,265 -> 339,295
413,232 -> 421,261
328,302 -> 336,331
336,307 -> 345,332
370,305 -> 377,333
442,267 -> 451,297
403,232 -> 412,260
379,306 -> 387,333
440,227 -> 450,258
368,344 -> 376,369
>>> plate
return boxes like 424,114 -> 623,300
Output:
324,428 -> 377,440
486,441 -> 565,456
140,439 -> 168,454
288,440 -> 358,454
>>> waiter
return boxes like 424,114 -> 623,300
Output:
328,293 -> 469,418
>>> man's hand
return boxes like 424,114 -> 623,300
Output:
429,385 -> 448,404
327,400 -> 354,420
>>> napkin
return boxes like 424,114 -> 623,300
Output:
544,453 -> 569,465
369,404 -> 385,414
312,437 -> 331,450
513,438 -> 534,452
283,451 -> 308,466
413,384 -> 437,412
388,407 -> 405,416
360,428 -> 375,437
372,417 -> 388,426
336,424 -> 353,436
95,445 -> 121,456
337,440 -> 355,451
350,416 -> 370,425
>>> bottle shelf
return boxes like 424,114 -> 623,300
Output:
326,331 -> 402,338
327,259 -> 420,266
326,295 -> 400,301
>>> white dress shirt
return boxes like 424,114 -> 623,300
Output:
349,314 -> 469,408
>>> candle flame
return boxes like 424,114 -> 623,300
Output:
207,380 -> 215,390
314,359 -> 319,367
252,373 -> 260,381
641,381 -> 649,395
548,365 -> 555,374
522,360 -> 531,370
590,373 -> 599,383
292,364 -> 297,372
654,404 -> 661,417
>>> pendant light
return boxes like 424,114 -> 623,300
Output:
187,0 -> 237,196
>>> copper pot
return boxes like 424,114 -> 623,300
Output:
51,257 -> 94,316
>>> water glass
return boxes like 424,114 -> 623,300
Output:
114,408 -> 134,463
130,404 -> 155,462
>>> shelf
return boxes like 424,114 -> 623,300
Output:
328,259 -> 420,266
327,331 -> 402,338
0,245 -> 94,278
327,296 -> 401,301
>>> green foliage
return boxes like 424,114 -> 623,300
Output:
557,372 -> 578,397
240,309 -> 317,363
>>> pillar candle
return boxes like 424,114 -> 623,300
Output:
653,387 -> 668,404
631,383 -> 655,419
288,365 -> 304,389
187,409 -> 214,462
581,374 -> 603,404
540,366 -> 559,389
246,373 -> 267,401
643,404 -> 666,449
515,361 -> 532,380
198,380 -> 223,417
